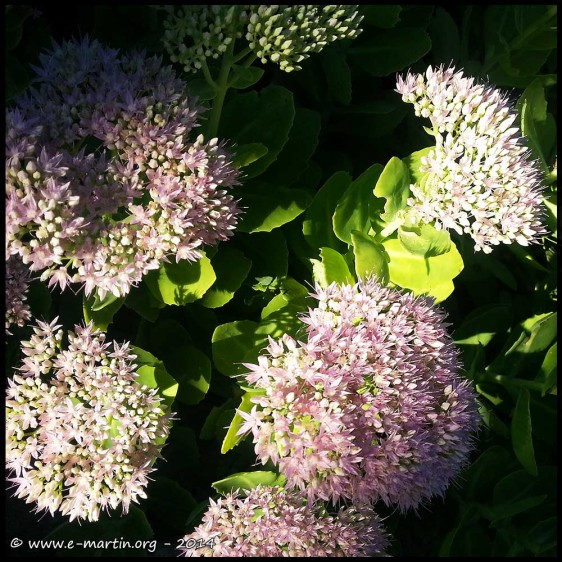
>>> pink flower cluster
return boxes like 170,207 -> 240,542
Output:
240,280 -> 480,511
179,485 -> 388,557
5,319 -> 171,522
396,65 -> 546,253
6,37 -> 240,301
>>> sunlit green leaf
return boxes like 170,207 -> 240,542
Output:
212,471 -> 286,495
311,247 -> 355,288
351,230 -> 389,283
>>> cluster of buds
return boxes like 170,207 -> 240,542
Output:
6,319 -> 171,522
162,5 -> 363,73
6,255 -> 32,334
240,280 -> 480,510
179,485 -> 388,557
396,65 -> 546,253
6,37 -> 240,300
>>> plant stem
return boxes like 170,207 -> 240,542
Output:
206,41 -> 236,139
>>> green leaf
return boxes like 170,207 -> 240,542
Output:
403,146 -> 434,185
311,247 -> 356,288
150,318 -> 211,405
236,230 -> 288,281
233,142 -> 268,168
221,389 -> 266,454
350,28 -> 431,76
220,85 -> 295,178
303,171 -> 351,251
454,305 -> 513,347
6,53 -> 31,100
229,64 -> 264,89
201,247 -> 252,308
124,281 -> 163,322
83,293 -> 125,331
535,343 -> 557,396
517,313 -> 557,355
382,237 -> 464,302
237,185 -> 312,233
517,78 -> 550,170
212,471 -> 286,495
333,163 -> 383,244
512,388 -> 538,476
361,6 -> 402,28
525,517 -> 557,554
187,78 -> 217,100
351,230 -> 389,284
322,50 -> 352,105
429,7 -> 460,63
398,224 -> 452,258
144,477 -> 197,536
136,364 -> 178,412
144,255 -> 216,306
262,108 -> 321,187
212,320 -> 267,377
373,156 -> 410,232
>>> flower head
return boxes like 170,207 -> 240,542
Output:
6,37 -> 240,299
5,319 -> 172,522
179,485 -> 388,557
396,65 -> 546,253
240,279 -> 480,510
162,5 -> 363,74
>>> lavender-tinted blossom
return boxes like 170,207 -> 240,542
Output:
6,37 -> 240,299
240,279 -> 480,511
5,319 -> 172,522
178,485 -> 388,557
6,255 -> 32,333
396,65 -> 546,253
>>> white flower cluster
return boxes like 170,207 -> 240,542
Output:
396,65 -> 546,253
6,319 -> 171,522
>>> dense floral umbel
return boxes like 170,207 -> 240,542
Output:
396,65 -> 546,253
5,319 -> 171,522
178,485 -> 389,557
6,37 -> 240,299
6,255 -> 32,333
246,5 -> 363,72
239,280 -> 480,510
163,5 -> 249,73
162,5 -> 363,73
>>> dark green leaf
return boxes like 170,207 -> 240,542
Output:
262,108 -> 321,187
303,171 -> 352,251
6,53 -> 31,100
361,6 -> 402,28
322,50 -> 352,105
212,320 -> 267,377
202,247 -> 252,308
512,388 -> 538,476
124,281 -> 163,322
429,7 -> 460,64
229,64 -> 264,89
220,85 -> 295,177
525,517 -> 557,554
237,185 -> 312,233
83,293 -> 125,331
233,143 -> 268,168
453,305 -> 513,347
350,28 -> 431,76
187,78 -> 217,100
